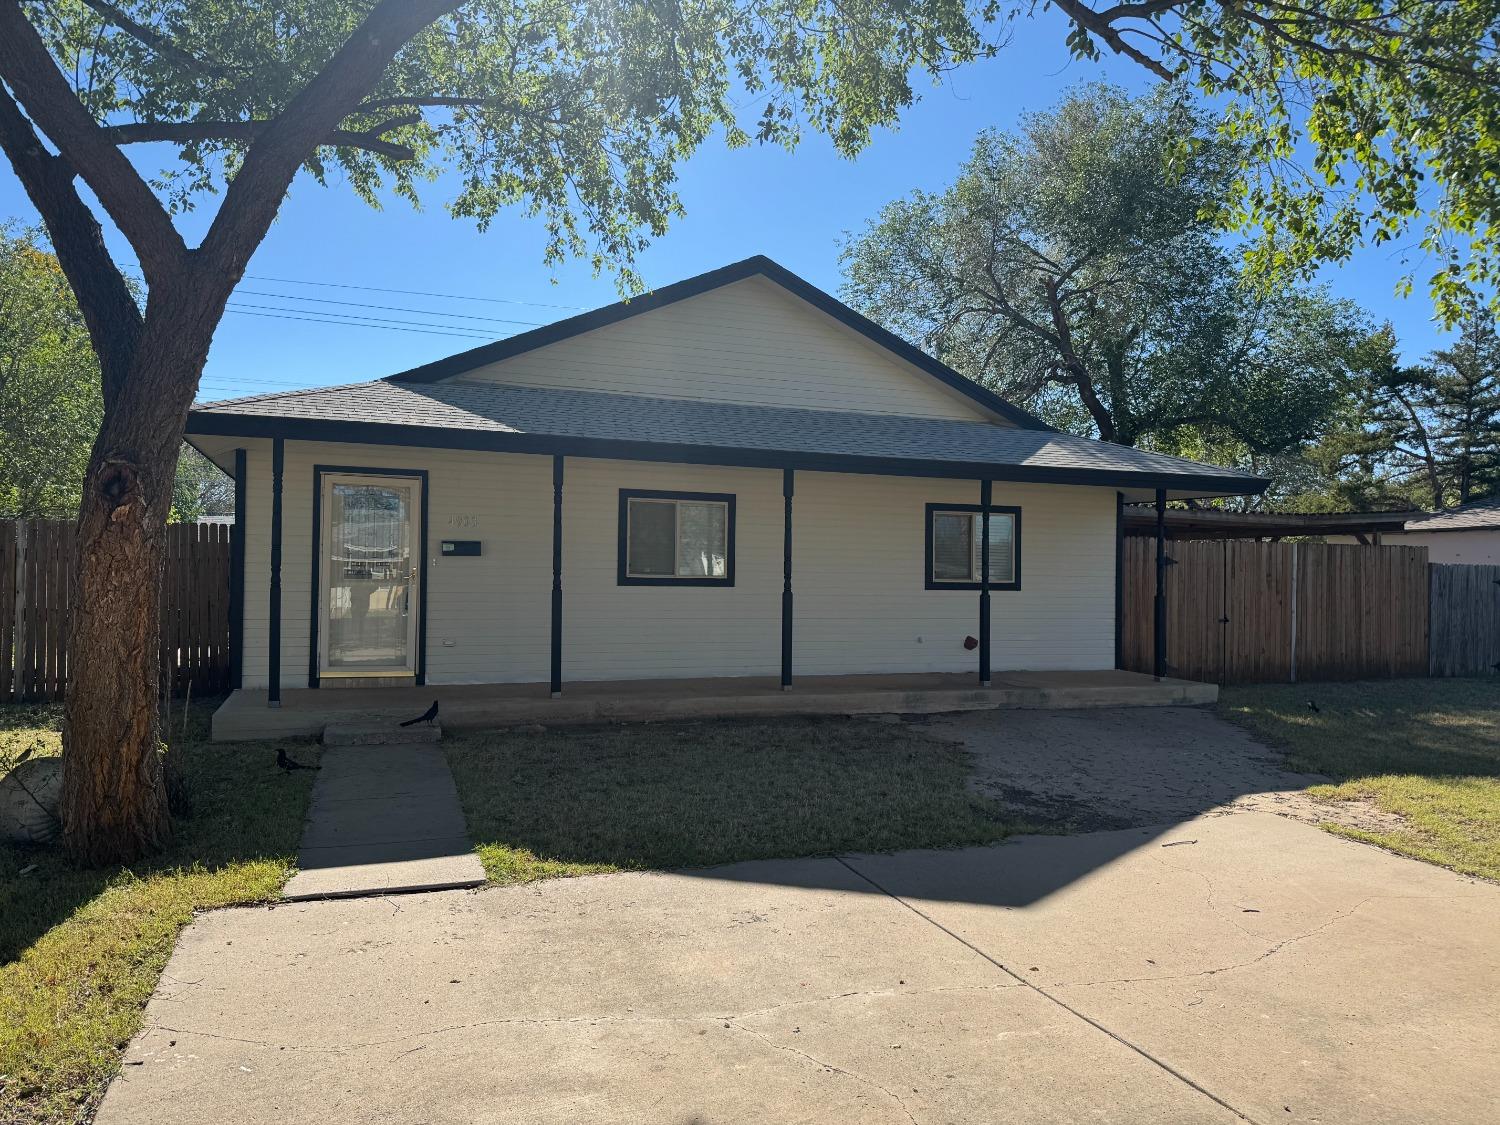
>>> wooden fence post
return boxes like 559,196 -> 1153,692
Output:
1289,543 -> 1299,684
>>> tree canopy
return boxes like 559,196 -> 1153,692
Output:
840,84 -> 1375,483
1042,1 -> 1500,323
0,224 -> 99,517
1353,307 -> 1500,508
15,0 -> 994,286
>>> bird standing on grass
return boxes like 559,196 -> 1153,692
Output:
276,748 -> 318,773
401,699 -> 439,727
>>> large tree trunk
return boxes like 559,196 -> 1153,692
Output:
60,290 -> 216,865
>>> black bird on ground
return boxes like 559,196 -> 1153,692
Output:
276,747 -> 319,773
401,699 -> 439,727
1307,700 -> 1320,713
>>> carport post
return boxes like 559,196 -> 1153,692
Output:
979,479 -> 992,687
550,454 -> 564,698
1153,488 -> 1167,682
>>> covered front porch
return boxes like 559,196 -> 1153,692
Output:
210,669 -> 1216,741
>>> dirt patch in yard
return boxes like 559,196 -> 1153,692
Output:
905,706 -> 1409,836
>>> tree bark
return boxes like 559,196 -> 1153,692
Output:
60,281 -> 219,865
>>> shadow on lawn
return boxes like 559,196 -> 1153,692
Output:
0,700 -> 317,966
446,682 -> 1500,907
443,713 -> 1198,908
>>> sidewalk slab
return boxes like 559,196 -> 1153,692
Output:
282,743 -> 484,900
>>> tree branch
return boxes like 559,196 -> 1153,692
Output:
1048,0 -> 1177,80
76,0 -> 228,79
103,117 -> 419,161
0,2 -> 185,278
0,80 -> 140,406
198,0 -> 462,281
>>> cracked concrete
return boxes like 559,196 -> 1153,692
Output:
933,705 -> 1408,835
96,812 -> 1500,1125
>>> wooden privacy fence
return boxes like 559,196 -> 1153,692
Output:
1,519 -> 231,704
1429,563 -> 1500,678
1122,540 -> 1433,683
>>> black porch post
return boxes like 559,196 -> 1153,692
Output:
550,454 -> 564,698
781,468 -> 794,690
229,448 -> 246,691
268,437 -> 284,707
1113,491 -> 1124,670
1153,487 -> 1167,681
979,479 -> 992,687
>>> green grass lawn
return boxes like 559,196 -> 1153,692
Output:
0,704 -> 317,1125
1220,679 -> 1500,881
444,716 -> 1020,884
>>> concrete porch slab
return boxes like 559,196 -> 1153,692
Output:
282,743 -> 484,901
212,670 -> 1217,741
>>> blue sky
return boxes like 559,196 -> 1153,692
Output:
0,10 -> 1453,403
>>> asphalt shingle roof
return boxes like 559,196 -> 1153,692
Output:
1404,497 -> 1500,531
191,379 -> 1264,493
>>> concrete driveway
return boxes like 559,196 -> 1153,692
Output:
98,810 -> 1500,1124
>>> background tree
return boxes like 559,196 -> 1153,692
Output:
0,0 -> 994,863
0,224 -> 99,518
841,84 -> 1372,481
1,225 -> 229,520
1357,307 -> 1500,508
1039,1 -> 1500,323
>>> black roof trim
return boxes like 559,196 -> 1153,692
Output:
185,411 -> 1266,496
382,255 -> 1053,432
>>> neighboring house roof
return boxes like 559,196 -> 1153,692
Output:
189,378 -> 1266,495
382,255 -> 1052,431
1402,496 -> 1500,533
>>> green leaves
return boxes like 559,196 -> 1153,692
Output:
1044,0 -> 1500,324
842,83 -> 1368,470
24,0 -> 993,288
0,225 -> 100,518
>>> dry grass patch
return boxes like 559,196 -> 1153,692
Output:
1220,679 -> 1500,881
445,716 -> 1021,885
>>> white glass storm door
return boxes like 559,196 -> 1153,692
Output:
319,474 -> 422,677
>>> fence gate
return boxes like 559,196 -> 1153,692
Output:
1123,539 -> 1430,684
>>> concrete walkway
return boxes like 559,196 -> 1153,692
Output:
98,812 -> 1500,1124
282,742 -> 484,900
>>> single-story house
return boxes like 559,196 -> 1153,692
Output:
1365,498 -> 1500,565
186,256 -> 1265,719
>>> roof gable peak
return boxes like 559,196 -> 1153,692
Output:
383,256 -> 1051,432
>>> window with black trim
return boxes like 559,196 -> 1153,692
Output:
618,490 -> 736,586
924,504 -> 1021,590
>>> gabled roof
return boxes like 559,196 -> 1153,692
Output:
1404,496 -> 1500,532
382,255 -> 1052,431
189,379 -> 1267,497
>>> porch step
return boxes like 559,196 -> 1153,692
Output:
323,720 -> 442,747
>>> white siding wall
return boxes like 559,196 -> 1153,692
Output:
793,475 -> 1117,674
562,460 -> 782,680
235,442 -> 1117,687
465,277 -> 999,423
239,440 -> 552,688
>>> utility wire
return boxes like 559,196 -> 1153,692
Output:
224,306 -> 497,340
242,272 -> 585,310
234,287 -> 547,326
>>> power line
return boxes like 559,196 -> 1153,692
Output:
224,306 -> 497,340
242,272 -> 585,311
227,300 -> 499,336
235,287 -> 547,327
